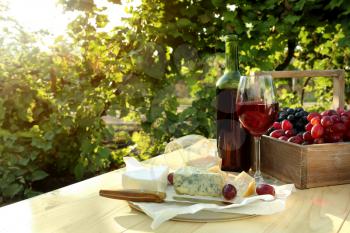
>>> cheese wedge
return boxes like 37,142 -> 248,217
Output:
173,166 -> 225,197
122,166 -> 169,193
231,171 -> 256,197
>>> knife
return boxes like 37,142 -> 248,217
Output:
99,189 -> 231,205
99,189 -> 166,203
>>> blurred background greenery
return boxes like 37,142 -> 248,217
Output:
0,0 -> 349,204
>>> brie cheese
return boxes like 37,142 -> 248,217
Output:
122,166 -> 169,193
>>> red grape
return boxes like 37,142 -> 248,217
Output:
311,124 -> 324,139
288,136 -> 303,144
303,131 -> 313,142
325,133 -> 342,143
256,184 -> 275,196
305,123 -> 313,132
278,136 -> 289,141
314,138 -> 325,144
332,122 -> 346,134
273,122 -> 282,129
270,129 -> 285,138
324,126 -> 333,135
222,184 -> 237,200
321,116 -> 333,127
337,107 -> 345,115
342,110 -> 350,118
281,120 -> 293,131
329,110 -> 338,116
296,134 -> 304,140
344,130 -> 350,141
167,173 -> 174,185
307,112 -> 321,121
330,115 -> 341,123
341,115 -> 350,128
285,129 -> 295,137
321,110 -> 331,116
310,116 -> 321,126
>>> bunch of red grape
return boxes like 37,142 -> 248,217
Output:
305,109 -> 350,143
267,108 -> 350,144
266,107 -> 309,144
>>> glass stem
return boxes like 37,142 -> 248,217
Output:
254,136 -> 264,183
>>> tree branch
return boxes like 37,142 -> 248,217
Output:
275,38 -> 296,71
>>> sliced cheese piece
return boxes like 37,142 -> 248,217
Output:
244,179 -> 256,197
231,171 -> 256,197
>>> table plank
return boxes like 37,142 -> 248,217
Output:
137,185 -> 349,233
338,208 -> 350,233
123,220 -> 203,233
1,155 -> 350,233
0,169 -> 126,233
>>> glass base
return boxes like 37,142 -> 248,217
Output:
253,171 -> 264,184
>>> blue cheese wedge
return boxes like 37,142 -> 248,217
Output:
173,166 -> 225,197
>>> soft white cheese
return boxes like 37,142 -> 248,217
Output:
122,166 -> 169,193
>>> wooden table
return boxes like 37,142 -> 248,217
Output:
1,155 -> 350,233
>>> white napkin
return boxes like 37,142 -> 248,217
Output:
132,184 -> 294,229
123,156 -> 295,229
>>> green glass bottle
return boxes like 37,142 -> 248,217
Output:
216,35 -> 251,172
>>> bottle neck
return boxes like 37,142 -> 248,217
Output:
225,40 -> 239,73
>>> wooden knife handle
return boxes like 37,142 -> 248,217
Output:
99,189 -> 166,203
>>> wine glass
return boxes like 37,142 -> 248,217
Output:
236,74 -> 278,183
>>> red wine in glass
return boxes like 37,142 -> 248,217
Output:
236,74 -> 278,183
236,101 -> 279,137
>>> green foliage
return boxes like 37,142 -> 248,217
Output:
1,0 -> 350,202
110,0 -> 350,112
0,15 -> 119,200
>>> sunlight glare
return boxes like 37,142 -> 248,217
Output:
7,0 -> 76,35
5,0 -> 142,43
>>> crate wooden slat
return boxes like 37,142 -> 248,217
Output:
258,69 -> 349,189
306,143 -> 350,186
257,69 -> 346,109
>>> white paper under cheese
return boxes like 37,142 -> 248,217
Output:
173,166 -> 225,197
122,166 -> 169,192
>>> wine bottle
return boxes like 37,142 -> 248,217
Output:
216,35 -> 251,172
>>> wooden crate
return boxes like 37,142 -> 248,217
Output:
261,136 -> 350,189
258,69 -> 350,189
